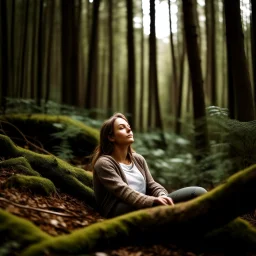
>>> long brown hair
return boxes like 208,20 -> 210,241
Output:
91,113 -> 134,169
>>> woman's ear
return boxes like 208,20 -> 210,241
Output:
108,134 -> 115,142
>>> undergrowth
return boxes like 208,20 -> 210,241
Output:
3,99 -> 250,190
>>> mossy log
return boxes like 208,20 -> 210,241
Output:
21,164 -> 256,255
0,114 -> 99,158
3,174 -> 56,196
0,209 -> 51,253
0,134 -> 95,207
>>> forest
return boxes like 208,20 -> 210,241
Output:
1,0 -> 256,255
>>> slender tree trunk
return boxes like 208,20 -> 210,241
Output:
85,0 -> 101,110
182,0 -> 209,160
45,0 -> 55,108
139,0 -> 145,132
36,0 -> 44,107
30,0 -> 38,99
168,0 -> 178,118
149,0 -> 164,132
126,0 -> 136,128
224,0 -> 255,121
61,0 -> 80,106
175,38 -> 186,135
9,0 -> 15,96
251,0 -> 256,107
0,0 -> 8,113
205,0 -> 211,102
18,0 -> 29,98
107,0 -> 113,113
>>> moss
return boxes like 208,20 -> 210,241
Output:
0,209 -> 50,252
0,157 -> 40,176
0,114 -> 99,157
0,135 -> 95,207
3,174 -> 56,195
202,218 -> 256,252
22,211 -> 150,256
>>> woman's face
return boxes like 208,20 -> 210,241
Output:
109,117 -> 134,145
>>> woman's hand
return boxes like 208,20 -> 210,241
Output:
153,196 -> 174,206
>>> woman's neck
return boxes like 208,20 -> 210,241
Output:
111,146 -> 130,164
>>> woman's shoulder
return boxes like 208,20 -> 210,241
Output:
132,152 -> 146,163
94,155 -> 115,167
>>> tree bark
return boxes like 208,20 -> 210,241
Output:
182,0 -> 209,160
126,0 -> 136,128
168,0 -> 178,118
148,0 -> 164,133
85,0 -> 101,110
251,0 -> 256,107
224,0 -> 255,121
107,0 -> 114,113
0,0 -> 8,113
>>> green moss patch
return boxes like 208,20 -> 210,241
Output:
0,209 -> 50,253
0,157 -> 40,176
3,174 -> 56,196
0,114 -> 99,159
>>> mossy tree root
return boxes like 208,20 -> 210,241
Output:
0,135 -> 95,207
0,209 -> 51,253
0,157 -> 40,176
3,174 -> 56,196
22,164 -> 256,255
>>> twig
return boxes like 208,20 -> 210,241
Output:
0,197 -> 77,217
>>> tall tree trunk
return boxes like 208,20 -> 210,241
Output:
210,0 -> 216,106
45,0 -> 55,108
107,0 -> 113,114
30,0 -> 38,99
126,0 -> 136,128
224,0 -> 255,121
9,0 -> 15,97
18,0 -> 29,98
85,0 -> 101,110
148,0 -> 164,132
175,38 -> 186,135
36,0 -> 45,107
182,0 -> 209,160
0,0 -> 8,113
139,0 -> 145,132
251,0 -> 256,107
168,0 -> 178,118
205,0 -> 211,102
61,0 -> 80,106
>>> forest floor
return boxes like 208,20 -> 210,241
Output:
1,167 -> 256,256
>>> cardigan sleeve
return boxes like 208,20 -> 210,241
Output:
94,157 -> 156,209
133,153 -> 169,197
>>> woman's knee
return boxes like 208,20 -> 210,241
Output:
194,187 -> 207,196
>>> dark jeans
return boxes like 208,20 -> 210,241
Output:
108,186 -> 207,218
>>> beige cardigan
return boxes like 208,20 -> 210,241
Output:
93,152 -> 168,217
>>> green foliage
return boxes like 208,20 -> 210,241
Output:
133,106 -> 235,190
5,98 -> 105,129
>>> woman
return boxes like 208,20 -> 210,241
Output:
92,113 -> 207,218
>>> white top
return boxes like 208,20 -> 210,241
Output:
119,162 -> 146,194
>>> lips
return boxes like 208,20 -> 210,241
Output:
127,135 -> 133,138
